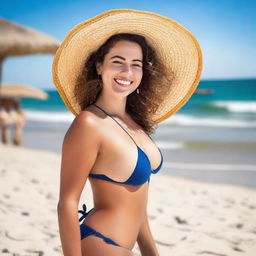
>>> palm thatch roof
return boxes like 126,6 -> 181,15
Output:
0,84 -> 48,100
0,18 -> 60,92
0,18 -> 60,57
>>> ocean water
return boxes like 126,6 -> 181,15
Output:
20,79 -> 256,128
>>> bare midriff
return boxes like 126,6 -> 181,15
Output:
82,177 -> 149,249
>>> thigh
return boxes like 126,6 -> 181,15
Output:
81,235 -> 134,256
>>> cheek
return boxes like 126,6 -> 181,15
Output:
107,63 -> 123,72
102,66 -> 119,80
135,69 -> 143,80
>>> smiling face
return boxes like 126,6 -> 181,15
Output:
96,40 -> 143,97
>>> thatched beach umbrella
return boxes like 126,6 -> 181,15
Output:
0,84 -> 48,100
0,18 -> 60,91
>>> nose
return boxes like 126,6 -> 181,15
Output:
121,63 -> 132,74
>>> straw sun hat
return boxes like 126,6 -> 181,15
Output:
52,9 -> 203,123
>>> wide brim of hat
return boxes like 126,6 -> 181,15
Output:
52,9 -> 203,123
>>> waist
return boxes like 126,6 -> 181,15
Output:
81,204 -> 146,249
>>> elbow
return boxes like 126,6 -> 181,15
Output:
57,199 -> 79,213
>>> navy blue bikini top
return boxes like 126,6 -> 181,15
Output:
88,104 -> 163,186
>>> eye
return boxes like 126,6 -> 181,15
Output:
133,64 -> 142,68
113,61 -> 122,64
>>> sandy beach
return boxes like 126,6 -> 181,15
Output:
1,143 -> 256,256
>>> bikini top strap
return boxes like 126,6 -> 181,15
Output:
92,104 -> 138,147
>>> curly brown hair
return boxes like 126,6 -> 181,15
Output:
75,33 -> 173,134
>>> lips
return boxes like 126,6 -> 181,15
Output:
114,78 -> 133,87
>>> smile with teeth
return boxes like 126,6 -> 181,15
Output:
114,78 -> 133,86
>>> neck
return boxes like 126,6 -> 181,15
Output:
94,94 -> 127,119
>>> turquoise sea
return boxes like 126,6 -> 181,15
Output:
20,79 -> 256,128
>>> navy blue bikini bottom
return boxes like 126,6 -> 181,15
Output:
78,203 -> 121,247
80,222 -> 121,246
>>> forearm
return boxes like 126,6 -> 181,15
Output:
137,214 -> 160,256
57,200 -> 82,256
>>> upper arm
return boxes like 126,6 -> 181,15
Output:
58,111 -> 101,203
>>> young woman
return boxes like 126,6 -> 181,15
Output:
53,9 -> 202,256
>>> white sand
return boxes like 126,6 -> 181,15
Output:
0,144 -> 256,256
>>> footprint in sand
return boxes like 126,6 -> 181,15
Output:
174,216 -> 188,225
53,246 -> 62,252
42,230 -> 58,238
223,204 -> 232,209
156,207 -> 163,213
202,190 -> 208,195
21,211 -> 29,216
241,201 -> 256,210
13,186 -> 20,192
224,198 -> 235,204
25,249 -> 44,256
31,178 -> 40,184
0,169 -> 6,176
46,192 -> 56,200
235,223 -> 243,229
251,229 -> 256,234
232,246 -> 244,252
148,215 -> 156,220
197,204 -> 208,209
155,239 -> 174,247
5,230 -> 32,241
191,189 -> 199,195
37,188 -> 44,194
3,194 -> 10,199
216,217 -> 226,221
197,250 -> 227,256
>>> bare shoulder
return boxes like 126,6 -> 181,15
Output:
74,106 -> 99,126
63,106 -> 104,150
68,106 -> 102,134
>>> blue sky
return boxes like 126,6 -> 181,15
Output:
1,0 -> 255,89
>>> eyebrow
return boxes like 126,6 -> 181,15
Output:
110,55 -> 143,63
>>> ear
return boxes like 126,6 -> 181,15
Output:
95,62 -> 102,75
